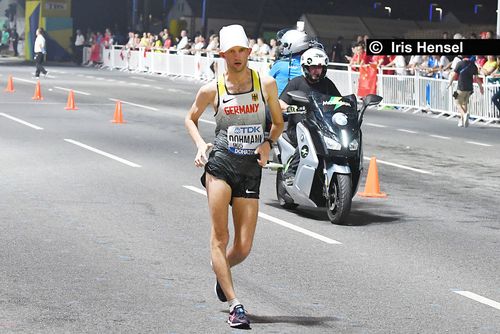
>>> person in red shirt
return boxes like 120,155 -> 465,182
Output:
349,43 -> 369,71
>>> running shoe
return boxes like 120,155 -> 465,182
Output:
227,304 -> 250,329
214,280 -> 227,302
464,113 -> 470,127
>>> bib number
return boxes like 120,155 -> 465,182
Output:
227,124 -> 264,155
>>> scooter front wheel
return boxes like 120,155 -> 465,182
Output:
276,170 -> 298,209
327,173 -> 352,224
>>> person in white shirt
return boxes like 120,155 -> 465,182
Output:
34,28 -> 48,78
74,29 -> 85,65
175,29 -> 189,53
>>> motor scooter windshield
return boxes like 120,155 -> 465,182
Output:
308,91 -> 357,136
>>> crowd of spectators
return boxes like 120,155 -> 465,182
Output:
77,26 -> 282,66
335,30 -> 499,81
0,25 -> 19,57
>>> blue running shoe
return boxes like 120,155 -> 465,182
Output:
227,304 -> 250,329
214,280 -> 227,302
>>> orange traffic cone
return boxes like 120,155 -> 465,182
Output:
5,75 -> 14,92
64,90 -> 78,110
357,157 -> 387,198
32,81 -> 43,100
111,101 -> 125,123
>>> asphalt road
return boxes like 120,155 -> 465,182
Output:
1,63 -> 499,333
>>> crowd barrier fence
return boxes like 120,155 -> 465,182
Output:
83,46 -> 500,124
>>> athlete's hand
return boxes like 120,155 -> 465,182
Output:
255,142 -> 271,167
195,143 -> 213,167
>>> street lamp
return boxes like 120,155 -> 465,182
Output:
384,6 -> 391,17
435,7 -> 443,21
429,3 -> 438,21
474,4 -> 483,14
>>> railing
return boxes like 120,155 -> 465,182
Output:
328,62 -> 500,123
83,46 -> 500,123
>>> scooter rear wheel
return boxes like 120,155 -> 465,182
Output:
327,173 -> 352,224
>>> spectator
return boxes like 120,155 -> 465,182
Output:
349,43 -> 368,71
480,55 -> 497,76
407,55 -> 423,75
74,29 -> 85,64
269,38 -> 278,60
447,55 -> 484,127
330,36 -> 344,63
256,37 -> 270,57
205,34 -> 219,52
0,27 -> 9,56
249,38 -> 258,58
442,31 -> 449,39
489,57 -> 500,117
10,29 -> 19,56
175,29 -> 189,51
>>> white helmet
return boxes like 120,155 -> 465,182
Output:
300,47 -> 329,82
279,29 -> 310,56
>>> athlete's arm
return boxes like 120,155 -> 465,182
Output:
255,75 -> 284,167
185,81 -> 216,167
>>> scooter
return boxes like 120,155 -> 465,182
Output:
273,91 -> 382,224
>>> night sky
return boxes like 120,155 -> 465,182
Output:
71,0 -> 499,34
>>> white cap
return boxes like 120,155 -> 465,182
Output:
219,24 -> 249,52
453,33 -> 464,40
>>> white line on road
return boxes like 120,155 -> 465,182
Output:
397,129 -> 418,134
108,98 -> 159,111
466,141 -> 492,147
13,77 -> 37,84
183,185 -> 342,245
429,134 -> 450,140
64,139 -> 142,168
364,157 -> 433,175
130,76 -> 156,82
54,86 -> 91,96
365,122 -> 387,128
0,113 -> 43,130
454,291 -> 500,311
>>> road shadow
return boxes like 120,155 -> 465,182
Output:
220,311 -> 339,326
265,201 -> 403,226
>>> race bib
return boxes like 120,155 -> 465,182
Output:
227,124 -> 264,155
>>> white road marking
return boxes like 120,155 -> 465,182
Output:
54,86 -> 91,96
153,86 -> 163,90
429,134 -> 450,140
64,139 -> 142,168
466,141 -> 492,147
108,98 -> 159,111
397,128 -> 418,134
454,291 -> 500,311
130,76 -> 156,82
364,157 -> 433,175
0,113 -> 44,130
199,119 -> 216,125
183,185 -> 342,245
365,122 -> 387,128
13,77 -> 37,84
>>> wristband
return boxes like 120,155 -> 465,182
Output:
263,138 -> 274,148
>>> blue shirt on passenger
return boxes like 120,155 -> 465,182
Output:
269,55 -> 303,96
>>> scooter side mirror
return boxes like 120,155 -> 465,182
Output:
287,90 -> 309,104
363,94 -> 383,108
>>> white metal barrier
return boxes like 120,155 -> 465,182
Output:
327,62 -> 500,123
85,47 -> 500,123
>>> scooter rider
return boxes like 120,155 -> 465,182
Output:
280,47 -> 342,184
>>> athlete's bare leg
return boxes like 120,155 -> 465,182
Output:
205,173 -> 236,301
228,197 -> 258,267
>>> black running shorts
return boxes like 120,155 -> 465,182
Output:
201,149 -> 262,199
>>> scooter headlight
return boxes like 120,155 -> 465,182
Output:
349,139 -> 359,151
324,136 -> 341,150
